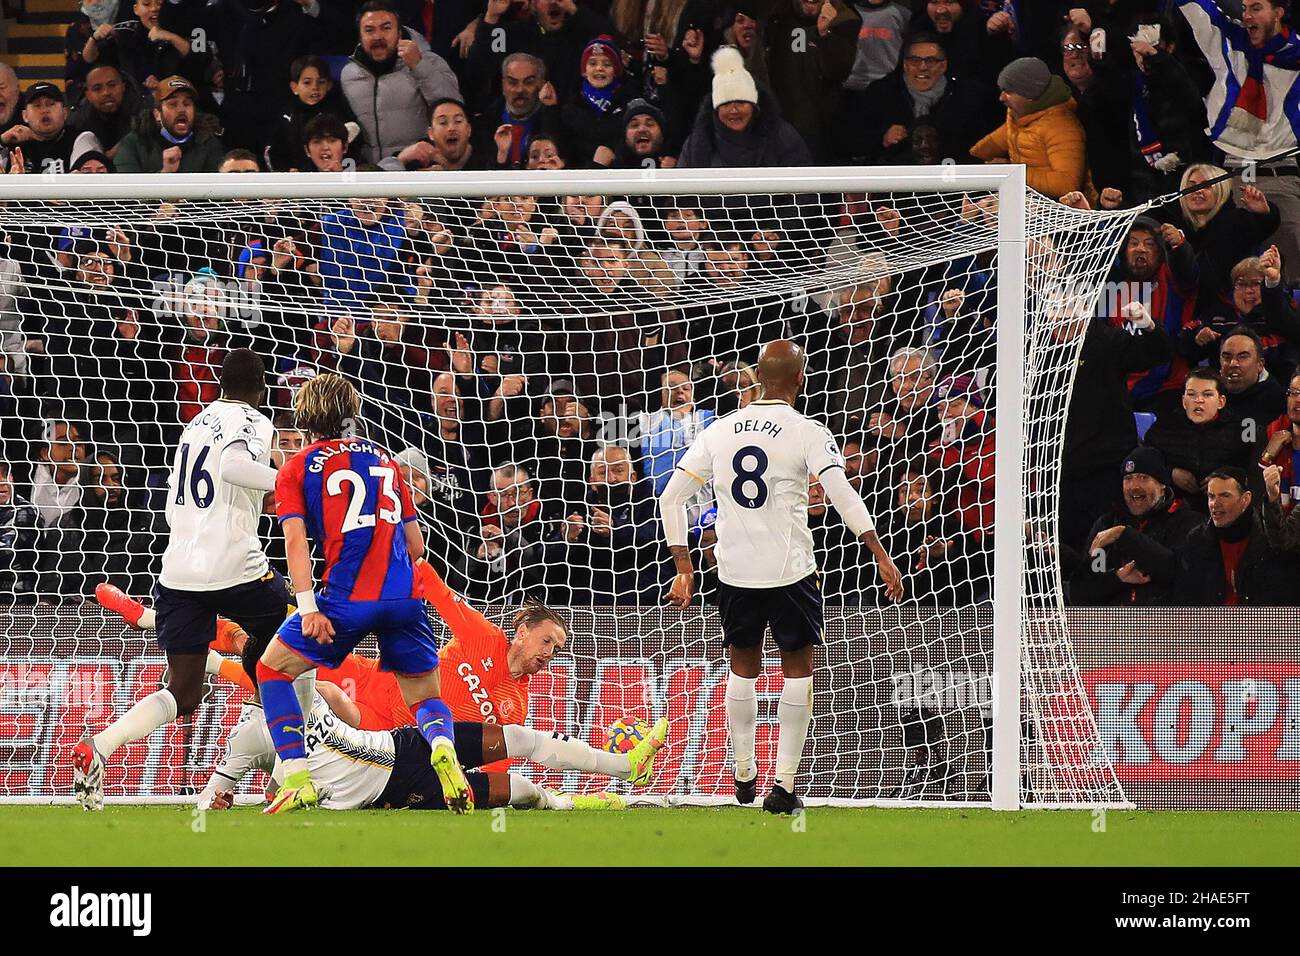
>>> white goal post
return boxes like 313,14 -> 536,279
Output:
0,167 -> 1136,809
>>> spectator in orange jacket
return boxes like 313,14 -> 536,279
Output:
971,56 -> 1093,202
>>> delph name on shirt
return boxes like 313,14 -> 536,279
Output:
734,419 -> 782,438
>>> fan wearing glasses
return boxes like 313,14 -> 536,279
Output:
840,32 -> 998,165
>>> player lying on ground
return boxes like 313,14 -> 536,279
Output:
99,584 -> 667,807
199,647 -> 666,811
660,339 -> 903,814
98,564 -> 586,769
73,350 -> 292,811
257,373 -> 473,814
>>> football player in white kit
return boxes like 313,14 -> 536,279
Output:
660,340 -> 904,813
72,349 -> 291,810
197,645 -> 662,812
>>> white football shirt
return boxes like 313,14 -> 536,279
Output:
159,398 -> 275,591
272,694 -> 396,811
676,399 -> 845,588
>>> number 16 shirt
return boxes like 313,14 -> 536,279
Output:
160,398 -> 274,592
675,399 -> 846,588
276,438 -> 419,602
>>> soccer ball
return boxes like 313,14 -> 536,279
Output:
605,717 -> 651,754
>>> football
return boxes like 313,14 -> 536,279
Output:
605,717 -> 652,754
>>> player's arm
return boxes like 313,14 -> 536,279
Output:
818,467 -> 904,602
220,441 -> 278,491
317,680 -> 362,728
405,518 -> 425,562
275,460 -> 335,642
660,428 -> 714,607
222,418 -> 278,491
282,517 -> 335,643
414,552 -> 499,639
198,705 -> 275,810
805,422 -> 903,601
660,467 -> 705,607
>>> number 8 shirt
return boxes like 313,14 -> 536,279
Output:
675,399 -> 845,588
275,437 -> 419,601
160,398 -> 275,591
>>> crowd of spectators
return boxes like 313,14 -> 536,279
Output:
1,0 -> 1299,608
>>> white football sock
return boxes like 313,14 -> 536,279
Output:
93,689 -> 178,760
204,650 -> 223,676
775,676 -> 813,794
507,774 -> 571,810
502,725 -> 631,779
293,670 -> 316,715
726,673 -> 758,782
138,609 -> 157,630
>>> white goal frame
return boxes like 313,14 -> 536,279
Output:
0,166 -> 1039,808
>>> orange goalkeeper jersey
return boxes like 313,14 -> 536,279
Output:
318,653 -> 414,733
419,561 -> 530,730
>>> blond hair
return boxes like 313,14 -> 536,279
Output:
294,372 -> 359,439
1230,256 -> 1265,283
511,596 -> 568,638
1179,163 -> 1232,230
611,0 -> 688,45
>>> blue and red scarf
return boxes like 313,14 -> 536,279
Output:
1227,26 -> 1294,138
500,105 -> 539,166
581,78 -> 620,115
1134,69 -> 1167,169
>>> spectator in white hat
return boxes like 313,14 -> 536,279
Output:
677,46 -> 811,168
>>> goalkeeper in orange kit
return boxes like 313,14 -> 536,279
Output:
97,565 -> 666,776
98,567 -> 559,739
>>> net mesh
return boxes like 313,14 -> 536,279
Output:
0,175 -> 1136,805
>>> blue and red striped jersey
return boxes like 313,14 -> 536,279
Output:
276,438 -> 418,602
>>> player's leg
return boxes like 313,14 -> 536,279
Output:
372,728 -> 492,811
764,573 -> 822,815
75,648 -> 207,811
393,668 -> 474,813
398,770 -> 586,812
718,580 -> 766,804
225,568 -> 310,714
495,773 -> 625,811
97,584 -> 250,660
771,644 -> 813,812
256,628 -> 320,813
73,585 -> 216,811
96,585 -> 255,694
95,582 -> 154,630
384,597 -> 474,814
468,722 -> 667,783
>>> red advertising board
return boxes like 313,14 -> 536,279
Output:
1081,663 -> 1300,781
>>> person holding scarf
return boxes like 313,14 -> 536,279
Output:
1127,19 -> 1211,203
561,35 -> 634,167
1177,0 -> 1300,285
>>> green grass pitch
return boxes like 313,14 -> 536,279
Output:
1,805 -> 1295,866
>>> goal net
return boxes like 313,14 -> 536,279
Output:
0,169 -> 1137,807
